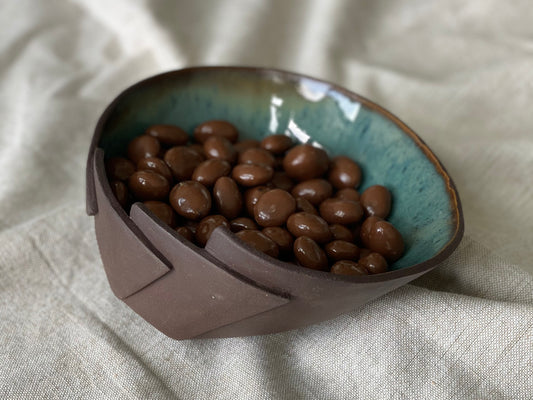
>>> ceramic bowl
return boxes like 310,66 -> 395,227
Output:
86,67 -> 464,339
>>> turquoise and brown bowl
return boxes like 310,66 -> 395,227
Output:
86,66 -> 464,339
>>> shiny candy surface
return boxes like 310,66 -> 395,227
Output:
291,179 -> 332,206
324,240 -> 360,261
213,177 -> 242,220
192,159 -> 231,187
194,120 -> 239,143
146,124 -> 188,147
203,136 -> 237,164
254,189 -> 296,227
360,185 -> 392,218
244,186 -> 270,215
137,157 -> 173,183
358,252 -> 388,274
294,236 -> 328,271
328,156 -> 362,189
127,135 -> 161,164
238,147 -> 276,168
128,170 -> 169,201
169,180 -> 212,220
319,198 -> 364,225
360,216 -> 404,262
232,163 -> 273,187
260,134 -> 293,154
286,212 -> 331,243
283,144 -> 329,181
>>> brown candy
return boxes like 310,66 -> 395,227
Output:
145,124 -> 188,147
232,163 -> 273,187
128,170 -> 169,201
328,156 -> 362,189
294,236 -> 328,271
271,171 -> 294,192
244,186 -> 270,215
360,216 -> 404,262
291,179 -> 333,206
262,227 -> 294,254
336,188 -> 360,202
360,185 -> 392,218
213,177 -> 243,220
286,212 -> 332,243
254,189 -> 296,227
283,144 -> 329,181
329,224 -> 355,242
164,146 -> 204,181
169,180 -> 212,221
330,260 -> 368,276
295,197 -> 318,215
194,120 -> 239,143
110,180 -> 129,208
238,148 -> 276,168
234,139 -> 261,154
137,157 -> 173,183
143,200 -> 177,227
175,226 -> 195,241
324,240 -> 360,262
105,157 -> 135,181
203,136 -> 237,164
230,217 -> 258,232
196,215 -> 230,247
127,135 -> 161,164
261,134 -> 293,154
360,216 -> 384,247
235,230 -> 279,258
192,159 -> 231,187
319,198 -> 364,225
358,252 -> 388,274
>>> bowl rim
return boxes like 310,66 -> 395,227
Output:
87,65 -> 464,283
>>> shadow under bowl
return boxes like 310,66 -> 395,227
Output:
86,66 -> 464,339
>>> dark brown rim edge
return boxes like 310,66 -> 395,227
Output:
86,66 -> 464,284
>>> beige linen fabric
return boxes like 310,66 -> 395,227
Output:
1,1 -> 532,399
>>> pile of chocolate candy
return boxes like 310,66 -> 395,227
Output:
105,120 -> 404,276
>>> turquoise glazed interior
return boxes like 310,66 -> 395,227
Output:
99,68 -> 461,271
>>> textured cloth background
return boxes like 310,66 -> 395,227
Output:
1,1 -> 532,399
